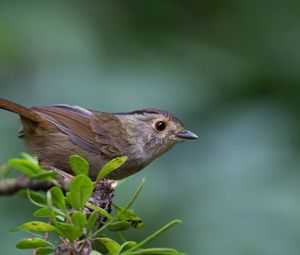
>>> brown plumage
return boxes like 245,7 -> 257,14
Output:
0,98 -> 198,180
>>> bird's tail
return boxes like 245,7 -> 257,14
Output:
0,98 -> 39,122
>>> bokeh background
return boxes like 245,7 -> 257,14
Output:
0,1 -> 299,254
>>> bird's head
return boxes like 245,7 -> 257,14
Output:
115,109 -> 198,162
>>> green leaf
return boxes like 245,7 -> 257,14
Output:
33,207 -> 65,220
55,222 -> 83,241
65,192 -> 72,205
9,159 -> 42,177
71,211 -> 87,230
107,220 -> 131,231
18,190 -> 46,204
30,171 -> 57,180
13,221 -> 57,233
118,241 -> 137,253
86,210 -> 99,236
16,238 -> 50,249
86,203 -> 112,219
33,208 -> 52,218
68,175 -> 93,211
46,189 -> 57,224
98,237 -> 120,255
49,187 -> 65,210
26,190 -> 48,210
93,238 -> 109,254
69,154 -> 89,176
96,156 -> 128,182
115,205 -> 143,228
90,251 -> 102,255
35,247 -> 56,255
20,153 -> 38,164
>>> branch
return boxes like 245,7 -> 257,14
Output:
0,167 -> 73,195
0,176 -> 54,195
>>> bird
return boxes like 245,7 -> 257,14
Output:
0,98 -> 198,180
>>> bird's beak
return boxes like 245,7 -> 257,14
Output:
176,130 -> 198,140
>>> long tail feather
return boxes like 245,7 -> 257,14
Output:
0,98 -> 39,122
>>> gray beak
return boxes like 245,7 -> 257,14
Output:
176,130 -> 198,140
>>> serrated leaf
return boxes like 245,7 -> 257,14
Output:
16,238 -> 50,249
49,187 -> 65,210
35,247 -> 56,255
69,155 -> 89,176
55,222 -> 82,241
13,221 -> 57,232
68,175 -> 93,211
98,237 -> 120,255
71,211 -> 87,230
96,156 -> 127,182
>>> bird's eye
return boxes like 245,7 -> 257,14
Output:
155,121 -> 167,131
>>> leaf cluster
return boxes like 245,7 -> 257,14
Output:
6,154 -> 184,255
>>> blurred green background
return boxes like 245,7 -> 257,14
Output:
0,1 -> 299,254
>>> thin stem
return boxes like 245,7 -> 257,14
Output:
123,219 -> 182,254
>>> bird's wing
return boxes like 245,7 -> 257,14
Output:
32,105 -> 100,153
32,105 -> 126,157
90,112 -> 127,157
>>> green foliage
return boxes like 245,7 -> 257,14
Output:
16,238 -> 52,249
69,154 -> 89,176
49,187 -> 66,210
67,174 -> 93,211
3,153 -> 58,184
114,205 -> 144,229
13,221 -> 57,232
8,154 -> 184,255
96,156 -> 128,182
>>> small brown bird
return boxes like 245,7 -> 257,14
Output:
0,98 -> 197,180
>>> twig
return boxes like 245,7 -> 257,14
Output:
0,166 -> 73,195
0,176 -> 54,195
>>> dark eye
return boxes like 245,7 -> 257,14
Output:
155,121 -> 167,131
